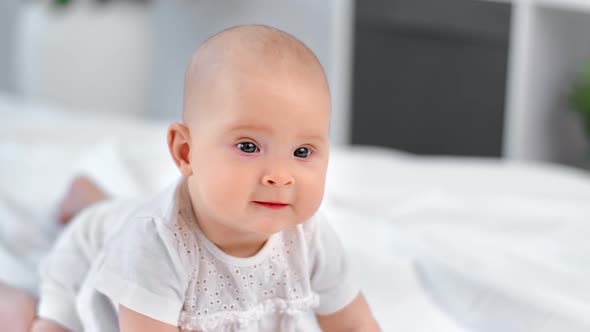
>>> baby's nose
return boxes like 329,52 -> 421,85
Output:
262,172 -> 294,187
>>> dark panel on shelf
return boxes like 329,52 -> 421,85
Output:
351,0 -> 511,156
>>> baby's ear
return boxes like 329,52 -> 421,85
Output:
167,122 -> 193,176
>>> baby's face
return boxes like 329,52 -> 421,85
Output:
187,68 -> 330,237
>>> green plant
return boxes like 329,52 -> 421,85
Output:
572,61 -> 590,137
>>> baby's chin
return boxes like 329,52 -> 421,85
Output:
244,215 -> 304,236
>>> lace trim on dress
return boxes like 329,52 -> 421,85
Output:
178,293 -> 319,331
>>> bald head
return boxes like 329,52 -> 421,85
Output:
182,25 -> 329,124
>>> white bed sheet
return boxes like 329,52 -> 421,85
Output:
2,94 -> 590,331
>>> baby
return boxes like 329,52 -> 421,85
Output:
14,25 -> 380,331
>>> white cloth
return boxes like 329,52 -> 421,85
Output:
38,179 -> 358,331
36,198 -> 142,331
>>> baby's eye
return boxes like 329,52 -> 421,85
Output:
236,142 -> 259,154
294,147 -> 311,159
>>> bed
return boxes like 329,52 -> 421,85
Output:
2,93 -> 590,331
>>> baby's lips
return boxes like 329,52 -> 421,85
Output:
254,201 -> 290,209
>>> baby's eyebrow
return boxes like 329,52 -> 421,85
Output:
227,124 -> 273,134
298,134 -> 327,144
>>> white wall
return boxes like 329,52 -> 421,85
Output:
15,1 -> 154,116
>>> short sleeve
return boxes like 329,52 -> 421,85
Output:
94,216 -> 189,326
307,213 -> 360,315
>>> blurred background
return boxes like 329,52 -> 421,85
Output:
1,0 -> 590,168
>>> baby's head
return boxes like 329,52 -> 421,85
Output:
168,25 -> 331,240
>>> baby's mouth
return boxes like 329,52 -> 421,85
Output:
254,201 -> 289,210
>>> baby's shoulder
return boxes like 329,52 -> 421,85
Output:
55,197 -> 145,251
99,201 -> 199,278
110,200 -> 199,253
298,210 -> 328,240
106,181 -> 191,240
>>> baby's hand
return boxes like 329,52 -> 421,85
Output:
316,293 -> 380,332
30,319 -> 71,332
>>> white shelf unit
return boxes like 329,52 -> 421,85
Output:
504,0 -> 590,165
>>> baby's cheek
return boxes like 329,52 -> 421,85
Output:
296,176 -> 325,219
207,171 -> 249,207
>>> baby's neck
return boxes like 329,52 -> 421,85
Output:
216,236 -> 268,258
200,220 -> 269,258
188,207 -> 269,258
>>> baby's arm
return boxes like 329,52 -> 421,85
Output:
307,214 -> 381,331
316,292 -> 380,332
30,319 -> 72,332
0,282 -> 37,332
118,305 -> 179,332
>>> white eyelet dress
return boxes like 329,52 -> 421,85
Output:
89,178 -> 359,331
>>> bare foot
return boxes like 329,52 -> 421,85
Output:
57,176 -> 107,225
0,282 -> 37,332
